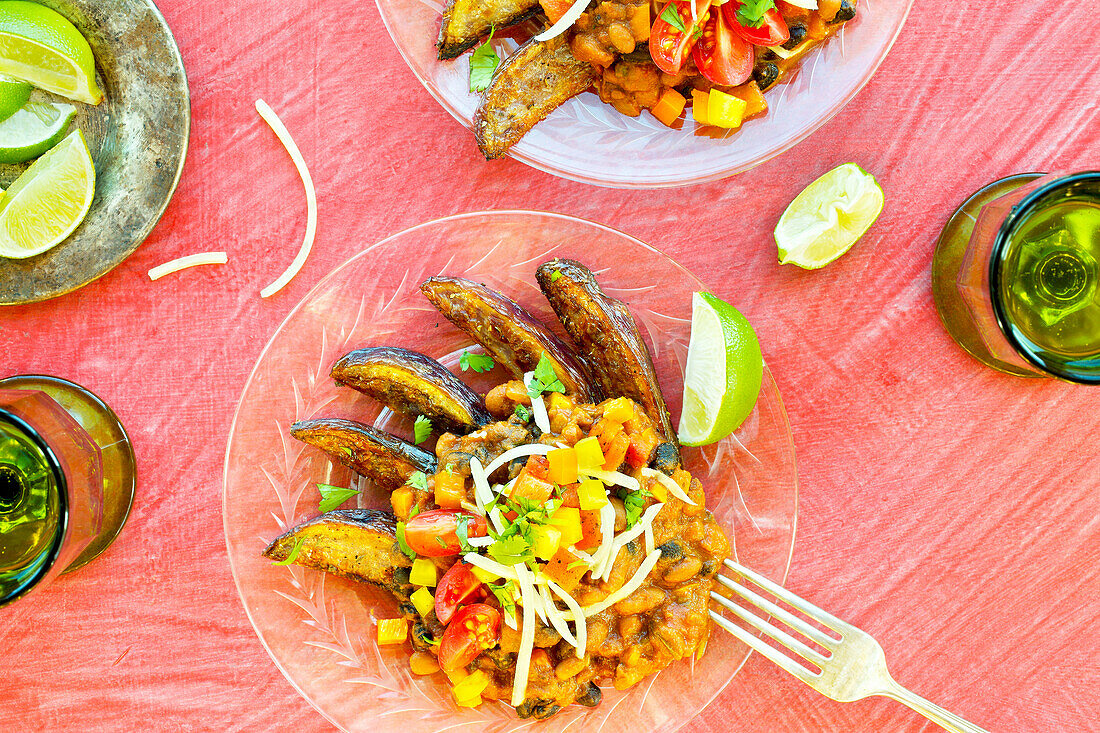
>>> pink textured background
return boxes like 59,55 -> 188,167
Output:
1,0 -> 1098,731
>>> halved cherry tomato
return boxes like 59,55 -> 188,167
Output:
434,561 -> 486,624
650,0 -> 708,75
691,8 -> 754,88
723,1 -> 789,46
404,509 -> 487,557
438,603 -> 501,672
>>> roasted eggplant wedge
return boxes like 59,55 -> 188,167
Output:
331,347 -> 491,434
262,509 -> 413,599
474,35 -> 600,160
536,259 -> 679,454
290,418 -> 437,491
420,276 -> 597,402
437,0 -> 540,59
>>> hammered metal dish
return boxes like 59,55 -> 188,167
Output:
0,0 -> 189,305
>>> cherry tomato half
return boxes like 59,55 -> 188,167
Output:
692,8 -> 753,87
650,0 -> 706,75
404,509 -> 487,557
434,561 -> 485,624
438,603 -> 502,672
723,1 -> 789,46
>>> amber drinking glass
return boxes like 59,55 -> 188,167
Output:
932,172 -> 1100,383
0,376 -> 135,608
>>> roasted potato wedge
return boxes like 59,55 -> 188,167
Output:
420,276 -> 597,402
290,418 -> 437,491
437,0 -> 540,59
474,36 -> 600,160
262,509 -> 413,599
331,347 -> 491,434
536,259 -> 679,456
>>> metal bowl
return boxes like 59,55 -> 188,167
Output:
0,0 -> 189,305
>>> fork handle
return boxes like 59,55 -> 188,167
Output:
881,681 -> 988,733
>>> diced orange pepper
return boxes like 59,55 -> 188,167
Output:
376,618 -> 408,646
391,486 -> 415,519
410,650 -> 440,675
603,397 -> 634,423
509,455 -> 554,504
726,81 -> 768,120
559,483 -> 580,508
650,88 -> 686,128
576,508 -> 602,550
434,470 -> 465,509
542,548 -> 588,592
547,447 -> 578,485
602,432 -> 630,471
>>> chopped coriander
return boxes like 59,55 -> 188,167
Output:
456,514 -> 474,552
406,471 -> 429,491
422,635 -> 441,647
271,537 -> 305,566
567,559 -> 590,571
735,0 -> 776,28
339,446 -> 355,458
527,353 -> 566,401
460,350 -> 495,374
413,415 -> 432,445
408,504 -> 422,519
396,523 -> 417,559
550,271 -> 563,283
469,27 -> 500,93
488,580 -> 518,616
489,534 -> 534,566
620,487 -> 651,529
317,483 -> 361,513
660,3 -> 686,33
514,403 -> 530,422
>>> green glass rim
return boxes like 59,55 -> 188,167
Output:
989,170 -> 1100,384
0,408 -> 69,608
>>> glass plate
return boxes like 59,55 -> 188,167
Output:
374,0 -> 913,187
224,211 -> 799,732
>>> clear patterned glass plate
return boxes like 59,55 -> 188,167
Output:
224,211 -> 799,732
374,0 -> 913,187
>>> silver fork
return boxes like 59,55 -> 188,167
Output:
709,558 -> 988,733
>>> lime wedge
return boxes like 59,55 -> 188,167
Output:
0,98 -> 75,163
0,73 -> 30,121
0,1 -> 102,105
775,163 -> 884,269
677,292 -> 763,447
0,128 -> 94,259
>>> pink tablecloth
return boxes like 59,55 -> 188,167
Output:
2,0 -> 1098,730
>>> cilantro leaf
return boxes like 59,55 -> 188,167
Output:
660,3 -> 686,32
620,487 -> 651,529
460,350 -> 496,374
406,471 -> 429,491
514,403 -> 530,422
456,514 -> 474,553
488,580 -> 518,616
489,534 -> 534,566
317,483 -> 361,513
469,27 -> 500,93
396,523 -> 417,559
735,0 -> 776,28
526,353 -> 566,400
413,415 -> 432,445
271,537 -> 305,566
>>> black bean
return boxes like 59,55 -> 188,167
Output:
701,559 -> 716,576
829,0 -> 856,23
658,540 -> 683,560
533,702 -> 562,720
653,442 -> 680,475
753,62 -> 780,91
782,23 -> 807,49
516,698 -> 556,719
576,682 -> 603,707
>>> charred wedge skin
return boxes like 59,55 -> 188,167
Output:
474,36 -> 600,160
290,418 -> 437,491
420,276 -> 597,402
262,509 -> 413,600
437,0 -> 540,59
331,347 -> 491,434
536,259 -> 680,457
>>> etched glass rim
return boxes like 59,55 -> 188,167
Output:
989,170 -> 1100,384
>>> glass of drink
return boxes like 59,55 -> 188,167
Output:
932,171 -> 1100,383
0,376 -> 136,608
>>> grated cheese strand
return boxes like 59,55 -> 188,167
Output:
593,502 -> 617,580
516,565 -> 549,625
463,552 -> 519,580
580,467 -> 641,492
641,467 -> 696,505
601,503 -> 664,582
255,99 -> 318,299
538,583 -> 578,648
523,371 -> 553,434
511,567 -> 539,706
533,0 -> 592,42
483,443 -> 556,478
148,252 -> 228,281
583,549 -> 663,617
545,578 -> 587,658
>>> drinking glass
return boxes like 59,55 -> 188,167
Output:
0,375 -> 136,608
932,171 -> 1100,383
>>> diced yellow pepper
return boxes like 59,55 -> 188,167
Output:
577,478 -> 608,511
532,524 -> 562,561
547,392 -> 571,412
574,435 -> 604,469
445,667 -> 468,685
452,670 -> 490,701
471,565 -> 499,583
691,89 -> 710,125
547,447 -> 578,485
411,586 -> 435,618
409,650 -> 440,675
455,694 -> 483,708
648,480 -> 668,503
604,397 -> 634,423
549,506 -> 583,547
376,618 -> 408,646
707,88 -> 747,129
410,557 -> 438,587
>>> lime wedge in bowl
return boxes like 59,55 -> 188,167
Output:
0,128 -> 95,259
0,98 -> 75,163
775,163 -> 884,269
677,291 -> 763,447
0,1 -> 102,105
0,73 -> 30,121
